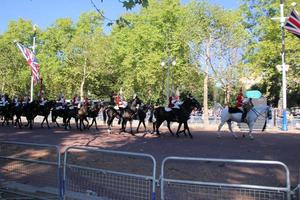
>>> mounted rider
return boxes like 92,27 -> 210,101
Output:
115,89 -> 127,110
168,90 -> 182,109
0,94 -> 8,106
236,87 -> 253,122
12,95 -> 20,107
38,90 -> 46,106
56,94 -> 66,109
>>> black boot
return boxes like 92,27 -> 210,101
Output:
241,109 -> 247,122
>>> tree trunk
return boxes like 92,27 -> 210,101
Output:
80,57 -> 87,100
203,37 -> 211,126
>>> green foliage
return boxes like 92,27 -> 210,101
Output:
241,0 -> 300,107
0,0 -> 259,107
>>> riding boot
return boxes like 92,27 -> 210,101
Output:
241,109 -> 247,122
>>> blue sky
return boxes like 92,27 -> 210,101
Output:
0,0 -> 239,34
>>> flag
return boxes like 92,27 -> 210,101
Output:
15,42 -> 40,84
284,9 -> 300,38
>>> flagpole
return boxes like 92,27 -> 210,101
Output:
30,25 -> 37,102
280,0 -> 288,131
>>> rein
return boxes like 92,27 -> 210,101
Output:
251,107 -> 268,118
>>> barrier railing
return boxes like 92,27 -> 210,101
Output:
63,146 -> 157,200
0,141 -> 62,200
161,157 -> 291,200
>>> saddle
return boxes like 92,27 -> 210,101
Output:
228,107 -> 243,114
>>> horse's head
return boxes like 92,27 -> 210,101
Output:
182,95 -> 201,111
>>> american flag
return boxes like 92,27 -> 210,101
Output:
284,9 -> 300,38
15,42 -> 40,84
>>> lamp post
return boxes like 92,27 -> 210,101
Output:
161,57 -> 176,104
272,1 -> 297,130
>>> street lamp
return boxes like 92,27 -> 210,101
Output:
271,1 -> 297,131
161,57 -> 176,104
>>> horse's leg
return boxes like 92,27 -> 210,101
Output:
142,120 -> 147,132
136,120 -> 142,133
45,115 -> 51,129
102,110 -> 107,124
41,117 -> 46,128
166,121 -> 174,136
107,116 -> 114,133
184,122 -> 193,138
94,118 -> 98,130
84,118 -> 89,129
248,122 -> 254,140
227,121 -> 238,139
120,120 -> 127,134
155,120 -> 164,135
175,122 -> 183,137
217,121 -> 226,138
130,120 -> 134,135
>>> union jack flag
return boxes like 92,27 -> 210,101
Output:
284,9 -> 300,38
15,42 -> 40,84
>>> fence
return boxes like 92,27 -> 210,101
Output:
1,141 -> 299,200
63,146 -> 157,200
161,157 -> 291,200
0,141 -> 62,200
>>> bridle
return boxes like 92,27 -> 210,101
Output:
251,106 -> 269,119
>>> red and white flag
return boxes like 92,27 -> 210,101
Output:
284,9 -> 300,38
15,42 -> 40,84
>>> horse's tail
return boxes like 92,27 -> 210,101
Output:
148,108 -> 156,123
262,119 -> 267,132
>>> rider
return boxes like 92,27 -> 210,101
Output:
168,91 -> 182,109
57,94 -> 66,109
72,94 -> 80,107
116,89 -> 127,109
38,90 -> 46,106
236,87 -> 247,122
12,95 -> 20,107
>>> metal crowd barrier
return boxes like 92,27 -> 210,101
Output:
0,141 -> 62,200
161,157 -> 291,200
63,146 -> 157,200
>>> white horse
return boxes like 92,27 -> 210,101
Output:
217,104 -> 271,139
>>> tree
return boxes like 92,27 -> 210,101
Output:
183,1 -> 248,124
241,0 -> 300,107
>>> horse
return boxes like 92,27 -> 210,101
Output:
78,103 -> 89,131
217,103 -> 272,139
86,101 -> 102,130
136,104 -> 151,133
105,97 -> 143,135
0,102 -> 14,127
51,103 -> 70,129
13,101 -> 39,129
36,100 -> 56,128
151,95 -> 201,138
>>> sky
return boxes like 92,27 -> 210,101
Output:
0,0 -> 239,34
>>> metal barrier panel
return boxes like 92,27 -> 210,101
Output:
161,157 -> 291,200
63,146 -> 157,200
0,141 -> 61,200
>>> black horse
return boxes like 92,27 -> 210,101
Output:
136,103 -> 151,133
36,100 -> 56,128
14,101 -> 39,129
86,101 -> 102,130
51,104 -> 69,129
151,95 -> 200,138
105,97 -> 142,135
0,102 -> 14,127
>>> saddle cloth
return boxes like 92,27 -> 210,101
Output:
228,107 -> 243,113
